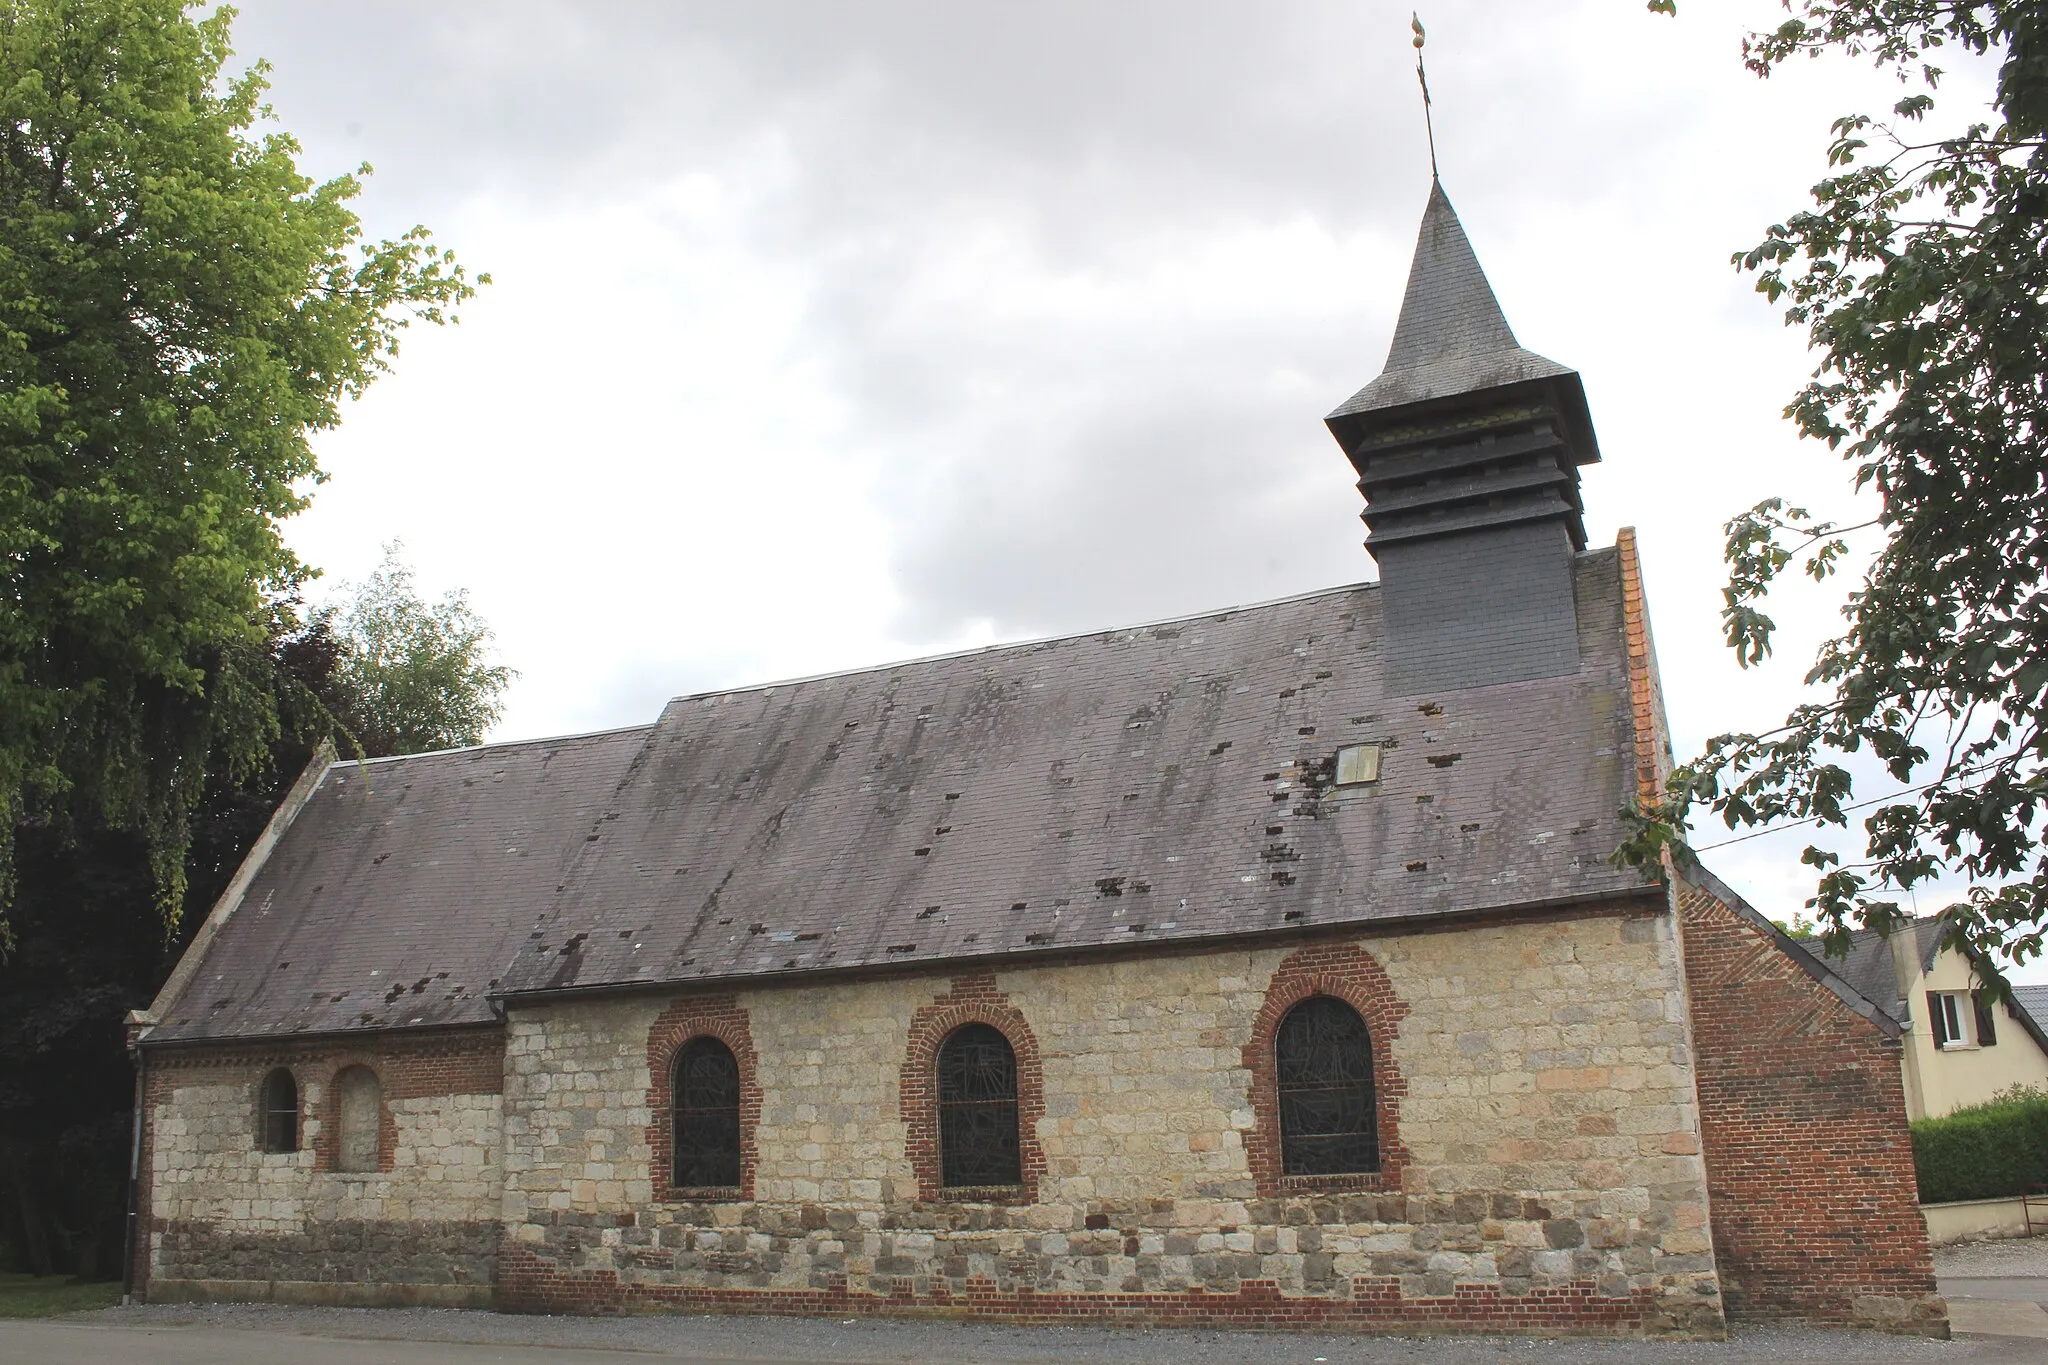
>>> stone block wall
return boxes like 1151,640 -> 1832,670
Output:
498,905 -> 1728,1335
1676,877 -> 1947,1334
137,1027 -> 505,1299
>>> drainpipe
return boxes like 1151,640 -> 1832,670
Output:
121,1025 -> 149,1305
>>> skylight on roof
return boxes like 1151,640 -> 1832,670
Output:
1335,743 -> 1382,787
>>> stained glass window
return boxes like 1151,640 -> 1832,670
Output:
937,1023 -> 1020,1187
1275,995 -> 1378,1176
672,1036 -> 743,1187
260,1068 -> 299,1153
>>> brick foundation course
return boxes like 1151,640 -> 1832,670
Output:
496,1237 -> 1713,1335
1677,876 -> 1947,1335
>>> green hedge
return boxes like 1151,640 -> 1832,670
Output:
1912,1088 -> 2048,1204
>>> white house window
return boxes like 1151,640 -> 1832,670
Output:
1929,991 -> 1971,1049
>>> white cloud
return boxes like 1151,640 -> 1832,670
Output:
227,1 -> 2032,975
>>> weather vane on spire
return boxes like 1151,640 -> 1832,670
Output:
1412,13 -> 1439,182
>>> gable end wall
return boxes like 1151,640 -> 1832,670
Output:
1677,878 -> 1945,1335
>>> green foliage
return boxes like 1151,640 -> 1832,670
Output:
0,0 -> 482,935
1773,912 -> 1822,940
324,545 -> 513,757
1618,3 -> 2048,977
0,1272 -> 122,1316
1910,1085 -> 2048,1203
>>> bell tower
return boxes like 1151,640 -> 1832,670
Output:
1326,182 -> 1601,696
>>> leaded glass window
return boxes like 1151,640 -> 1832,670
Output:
672,1036 -> 742,1188
937,1023 -> 1020,1187
1275,995 -> 1378,1176
259,1068 -> 299,1154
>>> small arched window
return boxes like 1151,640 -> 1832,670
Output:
1276,995 -> 1378,1175
334,1066 -> 383,1172
937,1023 -> 1020,1188
259,1068 -> 299,1153
672,1037 -> 742,1188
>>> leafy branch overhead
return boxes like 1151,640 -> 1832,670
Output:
0,0 -> 485,935
1619,2 -> 2048,980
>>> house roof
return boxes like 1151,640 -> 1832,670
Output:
147,549 -> 1654,1043
2016,984 -> 2048,1039
1828,917 -> 1976,1023
1820,917 -> 2048,1058
145,726 -> 650,1042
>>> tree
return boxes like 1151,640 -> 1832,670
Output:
0,0 -> 482,935
0,599 -> 348,1278
1623,4 -> 2048,978
324,544 -> 514,757
0,577 -> 511,1278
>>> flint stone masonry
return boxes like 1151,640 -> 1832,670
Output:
497,909 -> 1726,1335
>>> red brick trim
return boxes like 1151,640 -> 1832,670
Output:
143,1027 -> 505,1095
1615,527 -> 1673,813
646,995 -> 759,1201
1242,942 -> 1410,1198
899,972 -> 1045,1203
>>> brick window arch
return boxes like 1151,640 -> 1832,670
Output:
647,995 -> 758,1200
901,973 -> 1044,1202
1243,942 -> 1410,1196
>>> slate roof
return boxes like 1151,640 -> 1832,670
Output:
1327,182 -> 1576,420
1824,918 -> 1952,1023
149,551 -> 1654,1043
147,726 -> 650,1042
2017,984 -> 2048,1038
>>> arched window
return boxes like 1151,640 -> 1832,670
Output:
937,1023 -> 1020,1187
1276,995 -> 1378,1175
334,1066 -> 383,1172
259,1068 -> 299,1153
672,1037 -> 742,1188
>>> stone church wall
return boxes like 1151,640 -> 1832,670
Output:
1677,878 -> 1947,1334
137,1027 -> 505,1306
497,903 -> 1729,1336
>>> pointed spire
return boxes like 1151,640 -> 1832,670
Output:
1327,182 -> 1576,423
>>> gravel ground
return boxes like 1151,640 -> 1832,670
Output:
1935,1237 -> 2048,1279
44,1301 -> 2028,1364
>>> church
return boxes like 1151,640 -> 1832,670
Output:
125,181 -> 1947,1338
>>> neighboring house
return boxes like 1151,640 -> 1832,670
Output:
2018,985 -> 2048,1056
1821,918 -> 2048,1119
123,182 -> 1947,1338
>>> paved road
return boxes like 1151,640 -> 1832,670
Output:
6,1301 -> 2048,1365
1939,1275 -> 2048,1342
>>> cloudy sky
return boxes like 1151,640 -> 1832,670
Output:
220,1 -> 2029,968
